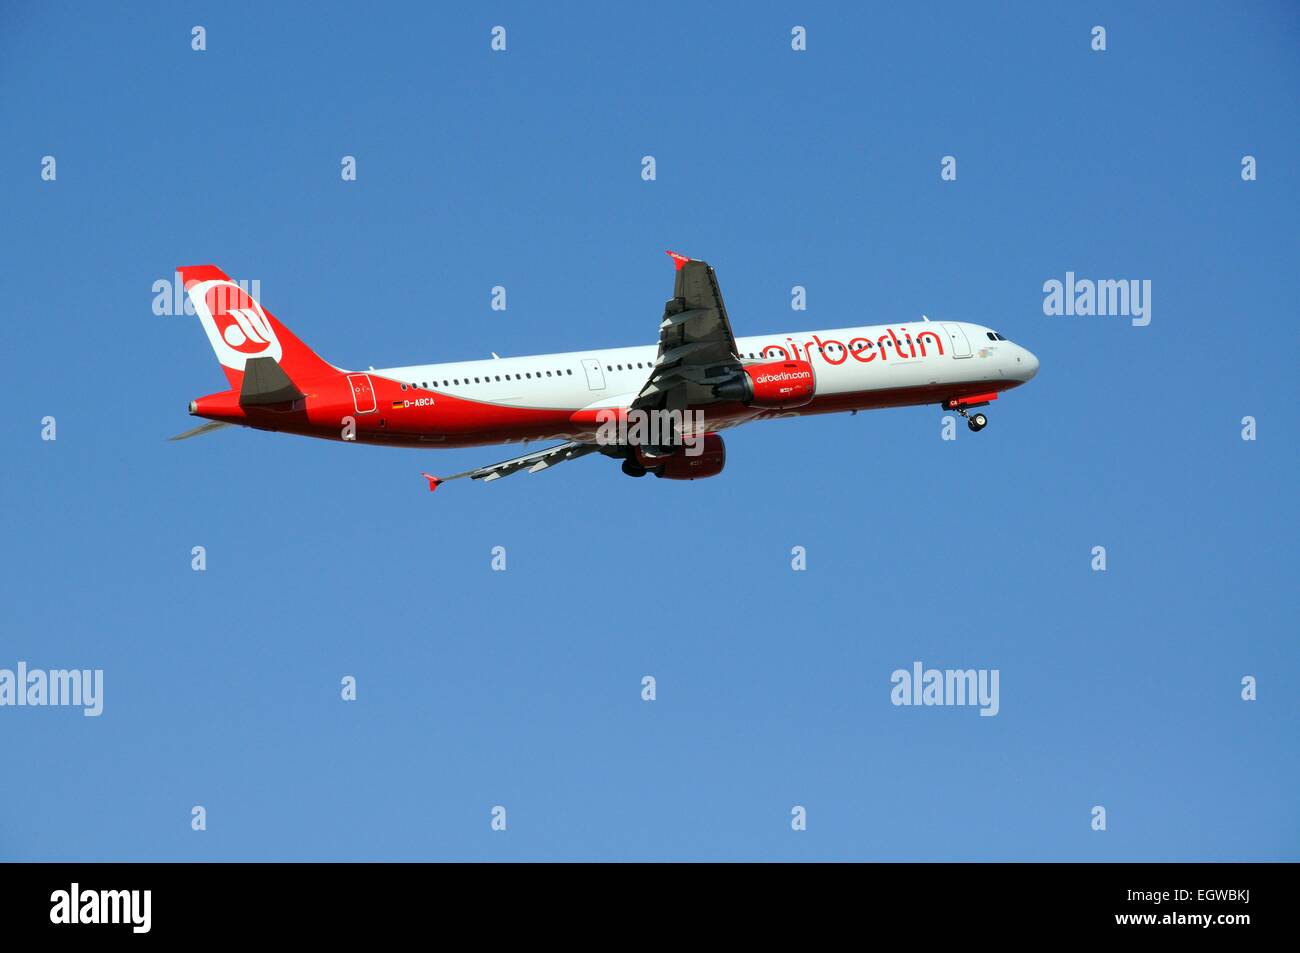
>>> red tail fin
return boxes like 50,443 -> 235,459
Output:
178,265 -> 338,389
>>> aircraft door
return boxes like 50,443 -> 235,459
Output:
347,373 -> 378,413
581,358 -> 606,391
941,323 -> 972,358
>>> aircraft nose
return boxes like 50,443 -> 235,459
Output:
1018,347 -> 1039,381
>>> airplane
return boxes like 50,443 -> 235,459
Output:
173,252 -> 1039,489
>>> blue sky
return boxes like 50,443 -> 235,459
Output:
1,1 -> 1296,860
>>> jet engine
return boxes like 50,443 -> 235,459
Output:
635,433 -> 726,480
711,359 -> 815,410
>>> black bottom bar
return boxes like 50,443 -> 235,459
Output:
0,861 -> 1279,939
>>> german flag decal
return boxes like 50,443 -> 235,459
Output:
391,400 -> 406,410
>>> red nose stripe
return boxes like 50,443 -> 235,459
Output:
945,392 -> 999,409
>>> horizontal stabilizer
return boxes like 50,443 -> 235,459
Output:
169,421 -> 234,441
239,356 -> 306,406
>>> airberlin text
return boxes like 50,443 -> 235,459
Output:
757,328 -> 946,364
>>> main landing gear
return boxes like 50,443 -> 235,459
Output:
621,459 -> 647,478
964,411 -> 988,433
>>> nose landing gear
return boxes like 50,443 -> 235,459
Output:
951,404 -> 988,431
943,395 -> 994,433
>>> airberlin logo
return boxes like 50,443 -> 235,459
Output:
208,285 -> 275,353
189,279 -> 282,368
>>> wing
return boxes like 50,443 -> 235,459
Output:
630,252 -> 744,416
421,440 -> 600,491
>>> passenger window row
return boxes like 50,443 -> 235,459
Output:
394,330 -> 984,392
399,368 -> 576,391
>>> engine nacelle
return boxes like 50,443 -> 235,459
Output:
641,433 -> 726,481
712,360 -> 815,410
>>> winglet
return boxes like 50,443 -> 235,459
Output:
420,472 -> 442,492
665,250 -> 692,271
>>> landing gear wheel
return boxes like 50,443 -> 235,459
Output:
621,459 -> 647,478
967,413 -> 988,432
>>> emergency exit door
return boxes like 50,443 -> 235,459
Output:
580,358 -> 606,391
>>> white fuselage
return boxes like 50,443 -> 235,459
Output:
375,320 -> 1039,416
